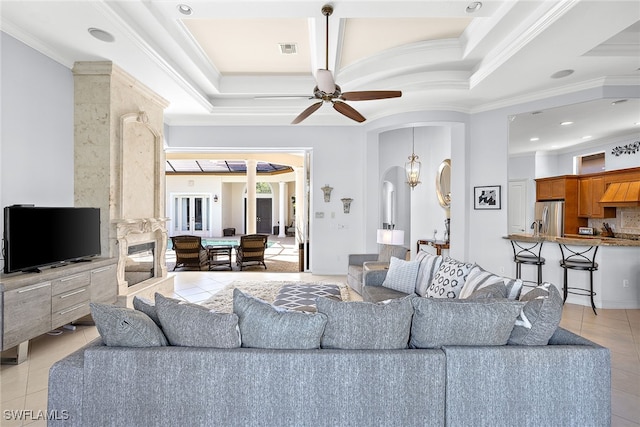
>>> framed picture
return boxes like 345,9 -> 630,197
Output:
474,185 -> 501,210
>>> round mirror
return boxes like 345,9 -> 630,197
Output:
436,159 -> 451,210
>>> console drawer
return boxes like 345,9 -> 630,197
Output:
52,272 -> 90,296
52,301 -> 91,328
52,286 -> 90,313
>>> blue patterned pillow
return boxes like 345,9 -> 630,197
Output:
381,256 -> 420,295
426,257 -> 474,299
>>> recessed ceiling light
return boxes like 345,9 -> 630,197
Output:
177,4 -> 193,15
550,69 -> 574,79
278,43 -> 298,55
466,2 -> 483,13
88,28 -> 115,43
560,121 -> 574,126
530,137 -> 539,142
582,135 -> 592,139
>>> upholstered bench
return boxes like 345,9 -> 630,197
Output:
272,283 -> 342,312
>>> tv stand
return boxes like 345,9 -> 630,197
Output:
0,258 -> 117,364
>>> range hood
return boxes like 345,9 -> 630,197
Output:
599,181 -> 640,206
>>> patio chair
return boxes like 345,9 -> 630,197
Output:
235,234 -> 268,270
171,235 -> 208,271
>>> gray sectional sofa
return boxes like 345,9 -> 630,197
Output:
47,287 -> 612,427
47,327 -> 610,427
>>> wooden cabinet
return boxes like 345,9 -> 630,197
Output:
0,258 -> 117,361
578,177 -> 616,218
536,178 -> 566,200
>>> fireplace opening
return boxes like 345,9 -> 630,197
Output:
125,242 -> 155,287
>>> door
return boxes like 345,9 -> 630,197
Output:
256,198 -> 272,233
508,180 -> 528,234
172,194 -> 210,235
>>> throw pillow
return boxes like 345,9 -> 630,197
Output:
381,256 -> 420,295
90,303 -> 168,347
425,257 -> 474,299
415,250 -> 443,297
466,283 -> 508,299
459,264 -> 523,300
410,298 -> 524,348
316,296 -> 414,350
154,293 -> 241,348
132,296 -> 161,326
508,283 -> 563,346
233,289 -> 327,349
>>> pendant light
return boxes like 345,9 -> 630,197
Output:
405,127 -> 421,189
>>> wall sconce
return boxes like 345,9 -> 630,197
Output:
321,184 -> 333,202
405,127 -> 421,189
341,198 -> 353,214
213,195 -> 219,202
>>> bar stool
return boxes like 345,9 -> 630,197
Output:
510,240 -> 545,287
558,239 -> 600,315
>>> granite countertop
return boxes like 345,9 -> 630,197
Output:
504,233 -> 640,247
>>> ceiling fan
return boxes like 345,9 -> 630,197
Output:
291,4 -> 402,124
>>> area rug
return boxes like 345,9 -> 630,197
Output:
200,280 -> 351,312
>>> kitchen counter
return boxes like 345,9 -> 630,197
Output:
504,234 -> 640,247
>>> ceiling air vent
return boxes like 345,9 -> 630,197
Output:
278,43 -> 298,55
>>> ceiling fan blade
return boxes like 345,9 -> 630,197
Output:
291,101 -> 323,124
333,101 -> 366,123
316,69 -> 336,94
341,91 -> 402,101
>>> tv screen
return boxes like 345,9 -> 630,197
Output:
3,206 -> 101,274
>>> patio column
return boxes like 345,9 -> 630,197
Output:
246,159 -> 257,234
278,181 -> 286,238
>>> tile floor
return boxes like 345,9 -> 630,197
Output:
1,271 -> 638,426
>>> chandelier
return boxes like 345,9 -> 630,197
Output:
405,127 -> 421,189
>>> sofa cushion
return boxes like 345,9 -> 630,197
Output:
508,283 -> 563,346
377,244 -> 408,263
410,298 -> 524,348
425,257 -> 474,299
362,285 -> 409,303
466,283 -> 508,299
90,302 -> 168,347
415,250 -> 443,297
316,296 -> 414,349
233,289 -> 327,349
459,265 -> 523,300
381,256 -> 420,294
154,293 -> 241,348
132,296 -> 161,326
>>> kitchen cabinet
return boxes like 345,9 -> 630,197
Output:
578,176 -> 616,218
536,178 -> 566,200
535,176 -> 586,235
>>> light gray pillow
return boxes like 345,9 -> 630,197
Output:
316,296 -> 414,349
508,283 -> 563,346
459,264 -> 523,300
426,257 -> 474,299
381,256 -> 420,295
154,293 -> 241,348
233,289 -> 327,349
132,296 -> 160,326
410,297 -> 524,348
90,302 -> 168,347
466,283 -> 508,299
415,250 -> 443,296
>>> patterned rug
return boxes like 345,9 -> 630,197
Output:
200,280 -> 351,312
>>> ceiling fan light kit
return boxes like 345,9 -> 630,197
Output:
291,4 -> 402,124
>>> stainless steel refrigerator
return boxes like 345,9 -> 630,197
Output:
534,201 -> 564,237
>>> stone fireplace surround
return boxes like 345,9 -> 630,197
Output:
73,61 -> 174,307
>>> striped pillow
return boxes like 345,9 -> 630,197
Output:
415,250 -> 443,297
459,264 -> 523,300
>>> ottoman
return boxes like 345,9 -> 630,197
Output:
272,283 -> 342,312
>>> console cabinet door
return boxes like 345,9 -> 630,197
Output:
90,264 -> 118,304
3,282 -> 51,349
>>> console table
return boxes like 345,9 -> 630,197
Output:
417,239 -> 450,255
0,258 -> 117,364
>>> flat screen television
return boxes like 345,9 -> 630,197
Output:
3,205 -> 101,274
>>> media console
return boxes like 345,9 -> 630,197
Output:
0,257 -> 117,364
